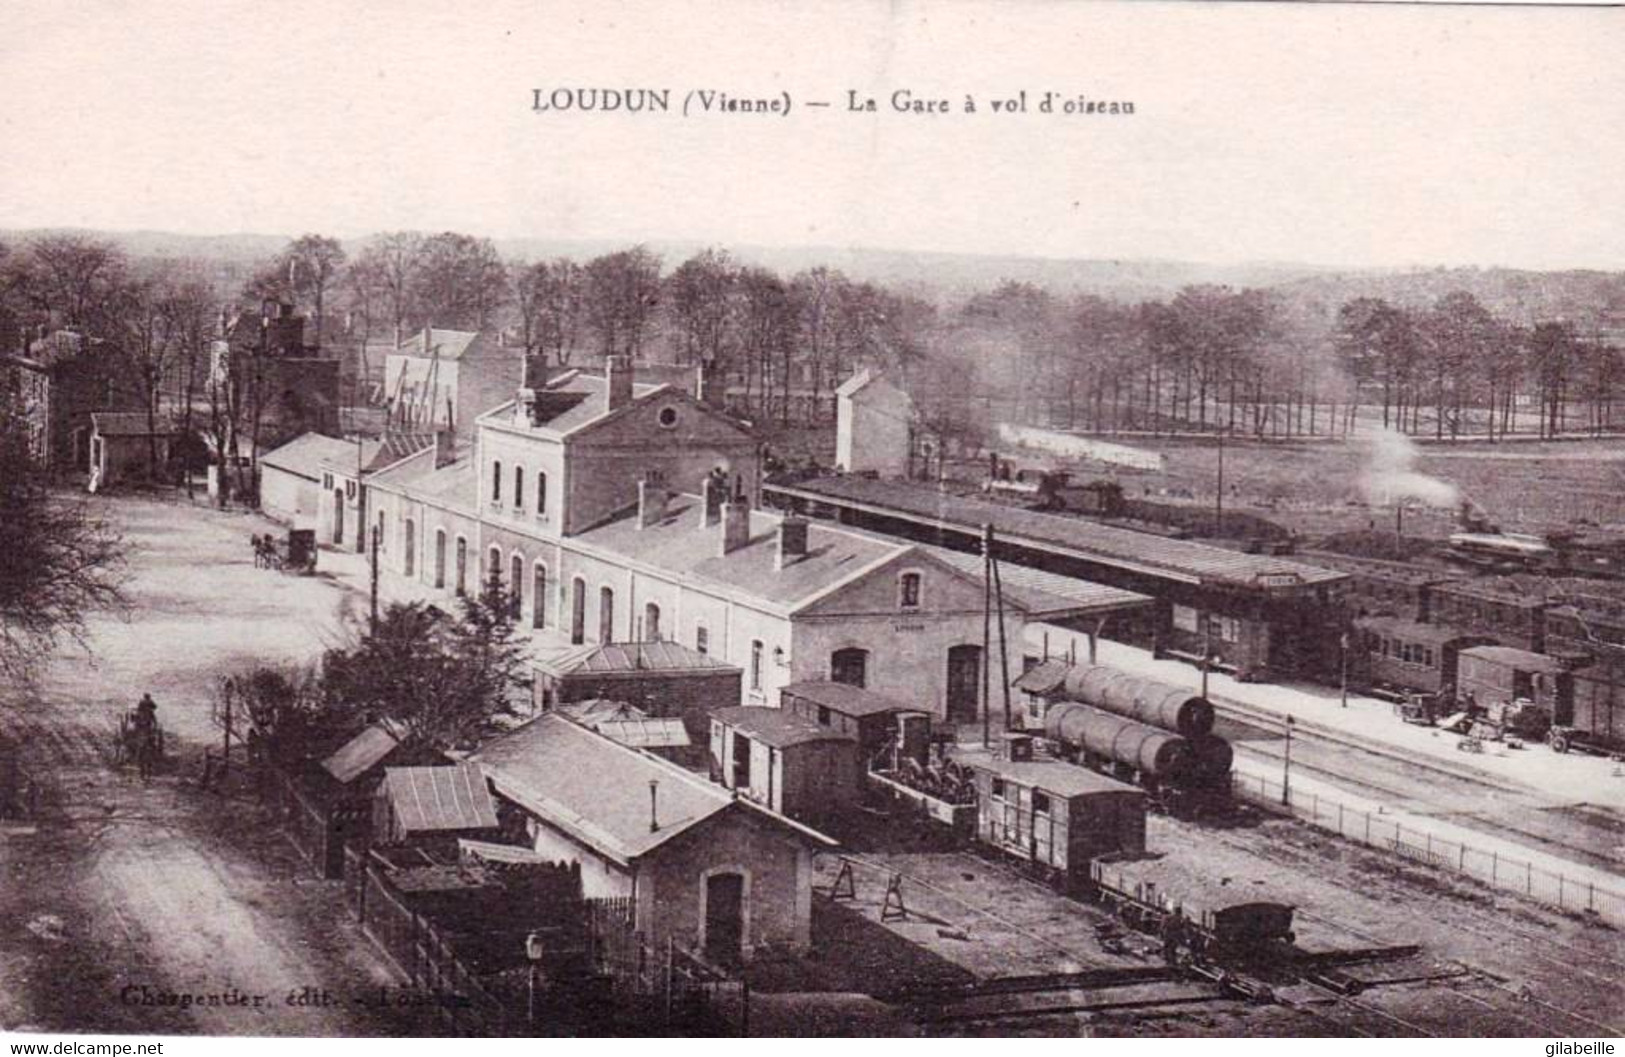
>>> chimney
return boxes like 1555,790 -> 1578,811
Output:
516,387 -> 537,427
637,470 -> 669,529
605,354 -> 633,411
720,496 -> 753,556
695,360 -> 715,408
776,514 -> 810,569
649,780 -> 660,833
421,326 -> 433,357
700,469 -> 728,528
433,427 -> 455,468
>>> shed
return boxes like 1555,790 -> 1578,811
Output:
88,412 -> 179,490
475,714 -> 835,965
710,706 -> 860,829
532,640 -> 742,744
372,763 -> 500,847
1456,645 -> 1573,715
780,680 -> 932,769
969,753 -> 1146,889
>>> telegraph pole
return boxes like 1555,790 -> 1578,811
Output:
370,523 -> 381,632
1281,715 -> 1295,807
990,528 -> 1012,733
981,524 -> 993,749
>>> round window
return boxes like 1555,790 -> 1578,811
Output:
657,406 -> 680,428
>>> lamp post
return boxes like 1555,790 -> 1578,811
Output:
1339,632 -> 1350,709
1201,622 -> 1212,700
526,931 -> 546,1027
1281,715 -> 1295,807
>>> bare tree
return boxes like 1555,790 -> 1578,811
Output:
412,232 -> 508,330
283,234 -> 346,349
582,247 -> 662,361
511,257 -> 586,368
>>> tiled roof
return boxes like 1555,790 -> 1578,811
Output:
712,706 -> 854,749
772,476 -> 1347,591
321,723 -> 400,785
475,714 -> 741,862
558,641 -> 737,676
395,329 -> 485,361
572,495 -> 909,612
91,412 -> 177,437
258,433 -> 358,480
780,680 -> 917,718
381,763 -> 500,834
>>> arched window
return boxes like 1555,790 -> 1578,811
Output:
532,562 -> 548,629
510,553 -> 524,619
570,578 -> 586,644
750,640 -> 764,691
455,537 -> 468,595
898,571 -> 923,609
514,464 -> 525,511
433,529 -> 446,588
488,545 -> 502,588
695,624 -> 709,655
537,470 -> 548,517
403,519 -> 416,576
599,586 -> 615,643
491,459 -> 503,504
644,602 -> 662,642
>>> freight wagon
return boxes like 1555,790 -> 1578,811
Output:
1041,700 -> 1233,814
1354,616 -> 1498,702
1089,855 -> 1296,963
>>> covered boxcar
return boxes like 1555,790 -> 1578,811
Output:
970,748 -> 1146,891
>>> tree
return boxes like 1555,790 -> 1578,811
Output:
0,400 -> 126,684
582,247 -> 662,361
349,231 -> 423,342
318,571 -> 530,751
283,234 -> 346,348
411,232 -> 508,330
512,257 -> 586,368
13,234 -> 128,328
668,249 -> 738,369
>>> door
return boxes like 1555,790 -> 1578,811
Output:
830,647 -> 869,688
946,645 -> 983,723
332,488 -> 345,544
704,872 -> 745,967
570,579 -> 587,644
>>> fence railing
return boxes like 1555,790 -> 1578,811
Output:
1230,770 -> 1625,927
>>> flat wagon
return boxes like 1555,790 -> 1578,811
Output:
1089,854 -> 1295,962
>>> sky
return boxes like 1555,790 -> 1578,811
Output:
1,0 -> 1621,271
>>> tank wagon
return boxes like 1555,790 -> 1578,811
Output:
1043,701 -> 1194,784
1061,665 -> 1216,737
1090,856 -> 1296,962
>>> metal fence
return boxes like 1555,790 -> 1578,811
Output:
1230,770 -> 1625,927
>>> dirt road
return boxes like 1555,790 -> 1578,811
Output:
0,493 -> 409,1035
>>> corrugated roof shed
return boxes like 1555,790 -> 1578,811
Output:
781,680 -> 917,718
713,706 -> 855,748
381,763 -> 499,834
773,476 -> 1346,591
322,723 -> 401,785
595,717 -> 691,749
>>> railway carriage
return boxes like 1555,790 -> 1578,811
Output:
1354,616 -> 1498,701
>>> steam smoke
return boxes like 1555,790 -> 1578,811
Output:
1360,428 -> 1459,508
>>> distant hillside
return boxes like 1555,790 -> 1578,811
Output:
1276,267 -> 1625,330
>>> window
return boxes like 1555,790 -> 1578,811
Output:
991,778 -> 1007,801
1032,790 -> 1052,816
898,571 -> 922,609
750,640 -> 763,691
1172,604 -> 1200,633
491,460 -> 503,504
644,602 -> 662,641
537,471 -> 548,517
510,554 -> 524,619
657,406 -> 679,428
817,705 -> 831,726
599,586 -> 615,643
345,478 -> 357,501
488,545 -> 502,586
532,562 -> 547,629
403,519 -> 415,576
570,578 -> 586,644
455,537 -> 468,595
830,647 -> 868,688
434,529 -> 446,588
772,646 -> 785,668
514,465 -> 525,511
695,625 -> 709,655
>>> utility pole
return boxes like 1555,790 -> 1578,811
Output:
1214,423 -> 1225,538
981,523 -> 993,749
991,528 -> 1012,733
1339,632 -> 1349,709
1281,715 -> 1295,807
370,523 -> 381,632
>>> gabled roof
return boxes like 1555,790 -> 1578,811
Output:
713,706 -> 855,749
322,723 -> 401,785
571,495 -> 912,614
380,763 -> 500,834
260,432 -> 360,481
476,714 -> 832,865
543,640 -> 738,677
480,369 -> 694,439
91,412 -> 178,437
781,680 -> 917,718
835,368 -> 909,402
